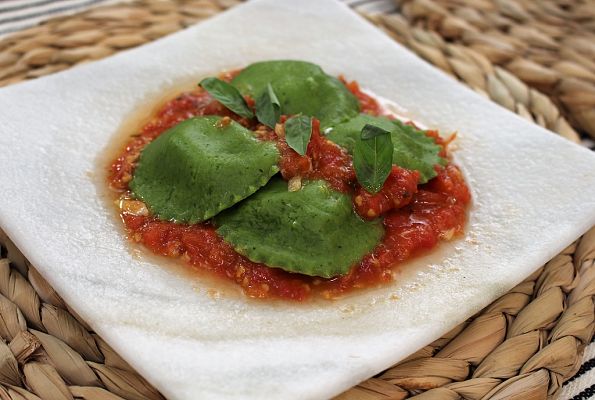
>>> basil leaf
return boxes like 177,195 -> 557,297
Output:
285,114 -> 312,156
326,114 -> 445,183
199,77 -> 254,119
255,83 -> 281,128
353,124 -> 393,194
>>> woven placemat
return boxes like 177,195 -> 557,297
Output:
371,0 -> 595,141
0,1 -> 593,399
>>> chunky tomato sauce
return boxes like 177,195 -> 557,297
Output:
109,75 -> 471,301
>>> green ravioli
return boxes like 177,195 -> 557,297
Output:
231,60 -> 360,127
130,116 -> 279,223
326,114 -> 395,153
325,114 -> 447,183
215,178 -> 384,278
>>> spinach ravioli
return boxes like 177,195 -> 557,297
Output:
215,179 -> 384,278
326,114 -> 447,183
231,60 -> 359,127
130,116 -> 279,223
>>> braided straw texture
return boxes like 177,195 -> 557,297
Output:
0,1 -> 592,399
372,0 -> 595,140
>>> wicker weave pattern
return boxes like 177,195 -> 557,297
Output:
376,0 -> 595,140
368,16 -> 580,143
0,1 -> 593,399
0,0 -> 239,86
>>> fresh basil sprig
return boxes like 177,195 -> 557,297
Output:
353,124 -> 393,194
199,77 -> 254,119
285,115 -> 312,156
255,83 -> 281,128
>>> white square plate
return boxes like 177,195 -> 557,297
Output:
1,0 -> 595,399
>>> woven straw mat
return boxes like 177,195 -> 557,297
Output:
0,1 -> 593,399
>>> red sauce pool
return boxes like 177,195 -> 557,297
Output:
108,75 -> 471,301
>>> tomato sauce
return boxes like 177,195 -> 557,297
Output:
108,76 -> 471,301
275,118 -> 356,193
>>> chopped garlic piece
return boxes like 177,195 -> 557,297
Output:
440,228 -> 455,241
274,123 -> 285,137
288,176 -> 302,192
120,199 -> 149,216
